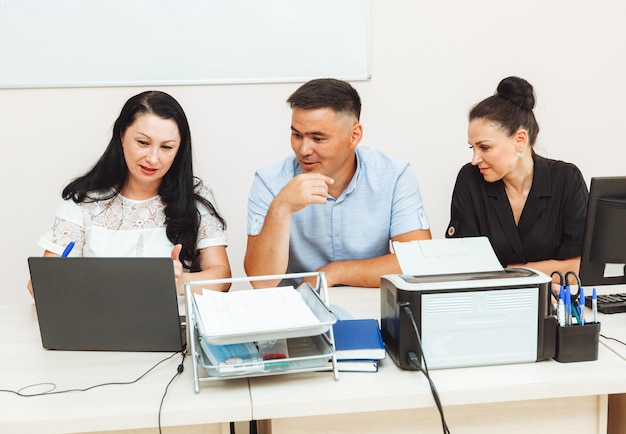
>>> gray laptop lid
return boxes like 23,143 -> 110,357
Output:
28,257 -> 184,352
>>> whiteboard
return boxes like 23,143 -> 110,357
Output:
0,0 -> 370,88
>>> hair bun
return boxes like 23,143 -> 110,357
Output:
496,76 -> 535,111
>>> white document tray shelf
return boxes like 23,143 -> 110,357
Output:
184,272 -> 339,393
198,335 -> 334,379
193,282 -> 337,345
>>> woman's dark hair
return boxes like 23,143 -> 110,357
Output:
62,90 -> 226,271
469,76 -> 540,148
287,78 -> 361,120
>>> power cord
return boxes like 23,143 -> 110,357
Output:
601,333 -> 626,346
158,350 -> 187,433
401,303 -> 451,434
0,349 -> 187,433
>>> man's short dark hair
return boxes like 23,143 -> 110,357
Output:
287,78 -> 361,120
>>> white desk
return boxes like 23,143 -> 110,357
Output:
588,285 -> 626,434
6,287 -> 626,434
0,304 -> 252,434
250,286 -> 626,434
593,285 -> 626,358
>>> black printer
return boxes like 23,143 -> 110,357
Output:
382,238 -> 555,370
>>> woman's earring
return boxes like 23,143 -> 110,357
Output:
518,151 -> 524,158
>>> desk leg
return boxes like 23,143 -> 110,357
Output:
608,393 -> 626,434
257,419 -> 272,434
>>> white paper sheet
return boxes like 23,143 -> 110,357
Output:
393,237 -> 503,276
194,286 -> 321,336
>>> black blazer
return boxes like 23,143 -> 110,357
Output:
446,154 -> 589,267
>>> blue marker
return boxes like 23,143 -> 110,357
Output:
579,287 -> 585,325
592,288 -> 598,323
565,285 -> 572,326
61,241 -> 75,257
568,284 -> 581,325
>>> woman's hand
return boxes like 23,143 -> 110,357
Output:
171,244 -> 184,294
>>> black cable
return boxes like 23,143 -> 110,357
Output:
401,304 -> 451,434
0,350 -> 186,433
0,350 -> 183,397
600,333 -> 626,347
158,351 -> 187,434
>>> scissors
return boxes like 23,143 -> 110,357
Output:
550,270 -> 583,324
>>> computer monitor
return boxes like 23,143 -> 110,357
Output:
579,176 -> 626,286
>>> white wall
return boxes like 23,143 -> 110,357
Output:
2,0 -> 625,304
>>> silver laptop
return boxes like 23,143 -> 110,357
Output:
28,257 -> 184,352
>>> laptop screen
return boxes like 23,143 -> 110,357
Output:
28,257 -> 184,352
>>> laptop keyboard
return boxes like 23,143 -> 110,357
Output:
585,293 -> 626,314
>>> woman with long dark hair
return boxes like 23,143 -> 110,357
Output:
28,90 -> 230,296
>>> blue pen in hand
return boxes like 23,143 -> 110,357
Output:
61,241 -> 75,257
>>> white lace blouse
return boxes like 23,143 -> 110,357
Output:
38,186 -> 227,258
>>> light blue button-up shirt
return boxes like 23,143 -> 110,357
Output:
247,147 -> 429,282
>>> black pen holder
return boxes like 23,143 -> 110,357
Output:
554,322 -> 601,363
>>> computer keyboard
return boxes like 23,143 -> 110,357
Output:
585,292 -> 626,314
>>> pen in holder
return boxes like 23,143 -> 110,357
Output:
554,322 -> 601,363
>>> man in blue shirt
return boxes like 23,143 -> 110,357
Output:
244,78 -> 431,288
